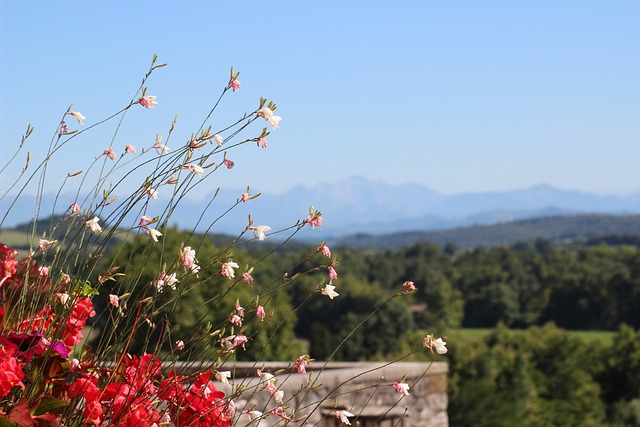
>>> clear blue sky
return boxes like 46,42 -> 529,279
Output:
2,1 -> 639,197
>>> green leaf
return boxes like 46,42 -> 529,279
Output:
32,397 -> 67,416
81,281 -> 100,296
0,416 -> 20,427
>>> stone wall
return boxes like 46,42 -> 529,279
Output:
198,361 -> 449,426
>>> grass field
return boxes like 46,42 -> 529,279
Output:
446,327 -> 617,346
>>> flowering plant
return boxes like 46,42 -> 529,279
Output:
0,56 -> 446,426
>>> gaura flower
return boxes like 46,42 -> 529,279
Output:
104,149 -> 116,161
307,213 -> 323,229
125,145 -> 137,154
230,314 -> 242,326
223,159 -> 234,169
68,111 -> 86,125
321,284 -> 339,299
230,79 -> 241,91
232,333 -> 247,349
175,340 -> 185,351
257,137 -> 268,149
180,246 -> 197,270
139,95 -> 157,109
108,294 -> 119,307
257,107 -> 282,129
216,371 -> 231,386
69,202 -> 81,213
256,305 -> 266,320
319,244 -> 331,258
221,262 -> 239,279
328,265 -> 338,281
182,163 -> 204,178
59,121 -> 68,134
402,280 -> 416,295
153,135 -> 169,154
273,389 -> 284,404
423,335 -> 448,354
38,239 -> 57,251
393,381 -> 410,396
242,272 -> 254,285
335,410 -> 355,426
155,272 -> 178,292
139,215 -> 153,228
293,355 -> 311,374
213,134 -> 223,146
250,225 -> 271,241
245,411 -> 262,421
85,217 -> 102,233
241,192 -> 250,202
145,188 -> 159,199
146,227 -> 162,242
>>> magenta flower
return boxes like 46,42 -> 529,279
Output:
139,95 -> 157,108
393,381 -> 410,395
223,159 -> 235,169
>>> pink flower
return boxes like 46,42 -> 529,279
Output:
213,134 -> 223,146
139,215 -> 153,228
235,304 -> 244,317
223,159 -> 234,169
68,111 -> 86,125
242,272 -> 254,285
257,137 -> 268,149
393,381 -> 410,396
59,121 -> 68,134
402,280 -> 416,295
321,284 -> 339,299
293,355 -> 311,374
104,149 -> 116,161
307,213 -> 323,229
328,265 -> 338,281
319,244 -> 331,258
108,294 -> 119,307
139,95 -> 158,108
256,305 -> 266,320
175,340 -> 185,351
69,202 -> 81,213
230,314 -> 242,326
180,246 -> 197,270
221,261 -> 239,279
232,334 -> 248,349
153,135 -> 169,154
125,145 -> 137,154
230,79 -> 241,91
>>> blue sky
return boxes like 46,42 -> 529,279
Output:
2,1 -> 639,197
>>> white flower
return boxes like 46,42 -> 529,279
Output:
68,111 -> 86,125
321,284 -> 339,299
433,337 -> 448,354
85,216 -> 102,233
393,382 -> 410,396
184,164 -> 204,178
335,410 -> 354,425
146,227 -> 162,242
216,370 -> 232,386
274,390 -> 284,404
258,107 -> 282,129
156,272 -> 178,292
245,411 -> 262,421
213,134 -> 223,146
145,188 -> 159,199
251,225 -> 271,241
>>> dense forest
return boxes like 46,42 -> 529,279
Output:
82,230 -> 640,426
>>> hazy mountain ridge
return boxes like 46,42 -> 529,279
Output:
2,177 -> 640,239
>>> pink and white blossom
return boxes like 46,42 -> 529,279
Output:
213,134 -> 223,146
180,246 -> 197,271
257,137 -> 268,149
125,145 -> 137,154
319,244 -> 331,258
221,261 -> 239,279
257,107 -> 282,129
402,280 -> 416,295
153,135 -> 169,154
216,370 -> 231,386
175,340 -> 185,351
242,272 -> 254,285
139,95 -> 158,109
256,305 -> 266,320
328,265 -> 338,281
241,192 -> 250,202
307,213 -> 323,229
230,79 -> 241,91
145,188 -> 159,199
423,335 -> 448,354
393,382 -> 410,396
155,271 -> 178,292
38,239 -> 57,251
183,163 -> 204,178
108,294 -> 120,307
230,314 -> 243,326
335,410 -> 354,425
223,159 -> 234,169
69,202 -> 81,213
321,284 -> 339,299
139,215 -> 153,228
103,149 -> 116,161
232,333 -> 248,349
250,225 -> 271,241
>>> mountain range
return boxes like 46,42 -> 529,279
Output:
2,177 -> 640,241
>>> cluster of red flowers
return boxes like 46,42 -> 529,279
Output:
0,243 -> 231,426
